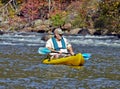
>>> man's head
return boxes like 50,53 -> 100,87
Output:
54,28 -> 63,35
54,28 -> 63,40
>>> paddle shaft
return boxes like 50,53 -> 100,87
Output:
51,51 -> 70,54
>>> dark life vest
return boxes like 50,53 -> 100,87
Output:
52,37 -> 66,51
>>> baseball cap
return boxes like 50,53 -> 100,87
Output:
54,28 -> 63,34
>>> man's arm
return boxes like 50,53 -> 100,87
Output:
45,39 -> 58,53
67,46 -> 74,55
64,38 -> 75,55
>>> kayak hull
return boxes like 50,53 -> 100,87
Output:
42,53 -> 85,66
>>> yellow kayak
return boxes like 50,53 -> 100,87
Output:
42,53 -> 85,66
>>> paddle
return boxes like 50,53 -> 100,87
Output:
38,47 -> 91,60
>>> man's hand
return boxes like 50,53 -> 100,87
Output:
58,51 -> 62,54
70,52 -> 75,56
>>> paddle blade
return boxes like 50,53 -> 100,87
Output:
38,48 -> 51,54
82,53 -> 91,60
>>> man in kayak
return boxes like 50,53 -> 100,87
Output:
45,28 -> 74,59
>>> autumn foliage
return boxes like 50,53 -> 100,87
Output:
0,0 -> 119,34
18,0 -> 72,21
19,0 -> 41,21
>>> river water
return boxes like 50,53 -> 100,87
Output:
0,32 -> 120,89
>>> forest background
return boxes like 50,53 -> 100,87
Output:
0,0 -> 119,36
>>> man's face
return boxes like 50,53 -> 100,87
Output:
55,33 -> 62,41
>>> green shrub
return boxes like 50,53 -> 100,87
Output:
71,13 -> 87,28
50,14 -> 65,27
95,0 -> 120,33
94,15 -> 107,28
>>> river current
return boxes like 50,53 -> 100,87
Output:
0,32 -> 120,89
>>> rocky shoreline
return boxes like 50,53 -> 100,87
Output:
0,19 -> 119,40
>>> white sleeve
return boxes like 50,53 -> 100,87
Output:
63,37 -> 72,48
45,38 -> 54,49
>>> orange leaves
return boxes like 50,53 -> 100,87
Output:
19,0 -> 41,21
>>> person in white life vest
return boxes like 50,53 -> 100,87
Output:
45,28 -> 75,59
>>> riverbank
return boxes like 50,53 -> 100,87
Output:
0,19 -> 120,40
0,0 -> 119,39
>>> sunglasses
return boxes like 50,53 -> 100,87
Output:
59,34 -> 63,36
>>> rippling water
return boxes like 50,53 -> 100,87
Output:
0,32 -> 120,89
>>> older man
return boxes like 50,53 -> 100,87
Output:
45,28 -> 74,59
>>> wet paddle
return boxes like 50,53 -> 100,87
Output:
38,47 -> 91,60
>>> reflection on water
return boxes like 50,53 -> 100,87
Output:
0,33 -> 120,89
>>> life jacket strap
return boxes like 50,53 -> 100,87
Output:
52,37 -> 66,51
